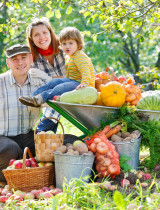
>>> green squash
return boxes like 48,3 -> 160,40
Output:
60,87 -> 98,105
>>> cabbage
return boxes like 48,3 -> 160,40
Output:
137,90 -> 160,111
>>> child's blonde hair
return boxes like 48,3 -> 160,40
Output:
59,27 -> 84,50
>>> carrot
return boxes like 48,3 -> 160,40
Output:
105,125 -> 121,138
99,125 -> 111,136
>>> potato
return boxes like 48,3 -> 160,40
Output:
67,145 -> 74,150
132,130 -> 140,137
66,152 -> 74,155
88,151 -> 94,155
116,132 -> 122,137
130,133 -> 138,139
111,134 -> 123,142
66,143 -> 72,147
56,145 -> 67,154
67,148 -> 75,154
73,143 -> 88,155
123,137 -> 132,141
74,151 -> 79,155
121,132 -> 131,138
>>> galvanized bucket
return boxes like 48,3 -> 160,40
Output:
112,137 -> 141,170
54,153 -> 95,189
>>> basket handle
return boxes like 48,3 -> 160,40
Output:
34,116 -> 65,139
22,147 -> 33,169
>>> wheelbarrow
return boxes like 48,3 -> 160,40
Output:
47,100 -> 160,138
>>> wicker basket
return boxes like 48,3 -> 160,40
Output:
2,147 -> 55,192
34,117 -> 64,162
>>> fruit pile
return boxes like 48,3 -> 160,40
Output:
0,184 -> 62,204
55,140 -> 93,156
6,157 -> 53,170
95,67 -> 142,107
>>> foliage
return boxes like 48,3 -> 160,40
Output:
119,155 -> 132,172
103,105 -> 160,169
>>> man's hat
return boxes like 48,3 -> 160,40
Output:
6,44 -> 30,58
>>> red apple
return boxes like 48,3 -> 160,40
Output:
29,157 -> 37,164
42,187 -> 51,192
52,95 -> 60,101
13,195 -> 24,202
33,190 -> 44,199
15,162 -> 23,169
118,76 -> 126,83
9,159 -> 16,166
0,196 -> 9,203
121,179 -> 130,187
31,162 -> 38,167
6,193 -> 12,197
25,159 -> 31,167
43,191 -> 54,199
53,188 -> 62,195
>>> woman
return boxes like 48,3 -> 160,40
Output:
26,17 -> 66,132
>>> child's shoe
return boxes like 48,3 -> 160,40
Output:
19,95 -> 43,107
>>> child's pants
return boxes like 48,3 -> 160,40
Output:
33,78 -> 80,102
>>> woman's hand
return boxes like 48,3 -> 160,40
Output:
76,83 -> 87,90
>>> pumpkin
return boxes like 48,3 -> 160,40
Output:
100,81 -> 126,107
95,92 -> 105,106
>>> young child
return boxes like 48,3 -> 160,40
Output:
19,26 -> 95,107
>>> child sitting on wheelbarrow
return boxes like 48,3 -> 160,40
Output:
19,26 -> 95,107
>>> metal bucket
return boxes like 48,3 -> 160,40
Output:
54,153 -> 95,189
112,137 -> 141,170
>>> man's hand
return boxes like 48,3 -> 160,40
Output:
29,68 -> 52,83
76,83 -> 87,90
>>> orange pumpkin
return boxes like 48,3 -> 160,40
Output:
95,92 -> 105,106
100,81 -> 126,107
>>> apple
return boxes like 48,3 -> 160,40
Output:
25,159 -> 31,167
6,165 -> 15,170
9,159 -> 16,166
0,196 -> 9,203
31,162 -> 38,167
46,130 -> 55,134
43,191 -> 54,199
42,187 -> 51,192
13,160 -> 23,165
0,188 -> 4,195
15,162 -> 23,169
1,189 -> 10,196
24,192 -> 35,200
118,76 -> 126,83
13,195 -> 24,202
49,185 -> 55,190
53,188 -> 62,195
29,157 -> 37,165
121,179 -> 130,187
34,190 -> 44,199
99,72 -> 109,80
73,140 -> 83,147
44,162 -> 53,167
53,95 -> 60,101
14,190 -> 25,197
6,193 -> 12,197
38,162 -> 44,167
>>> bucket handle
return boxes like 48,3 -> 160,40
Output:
34,117 -> 65,140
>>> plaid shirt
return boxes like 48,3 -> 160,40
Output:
31,50 -> 66,120
0,71 -> 45,136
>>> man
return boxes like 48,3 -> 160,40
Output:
0,44 -> 45,185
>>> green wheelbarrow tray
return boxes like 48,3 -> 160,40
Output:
47,100 -> 160,138
47,100 -> 119,138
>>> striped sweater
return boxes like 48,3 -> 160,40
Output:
65,50 -> 95,87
